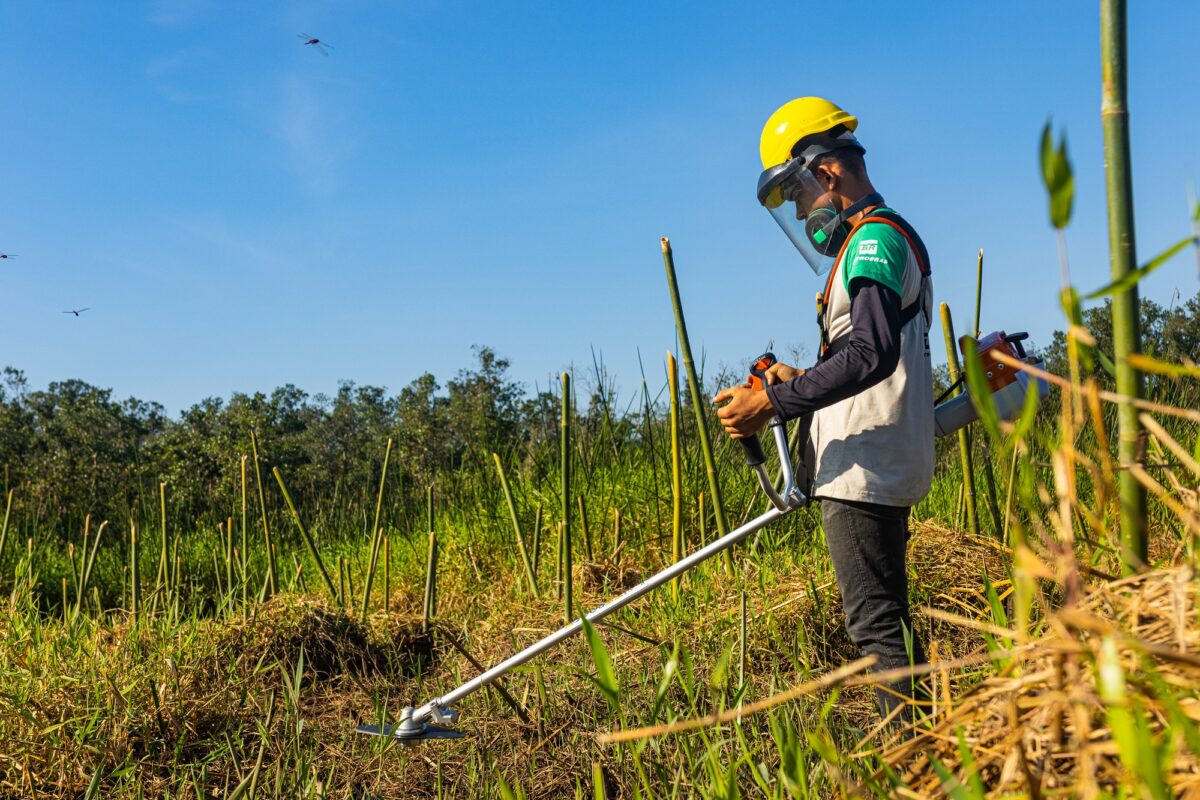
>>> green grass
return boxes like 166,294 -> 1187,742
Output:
1,349 -> 1196,798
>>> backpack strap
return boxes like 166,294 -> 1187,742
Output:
818,209 -> 933,359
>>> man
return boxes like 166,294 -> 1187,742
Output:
714,97 -> 934,721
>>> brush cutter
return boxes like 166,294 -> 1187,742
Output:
355,353 -> 807,742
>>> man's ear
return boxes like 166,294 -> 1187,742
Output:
813,159 -> 841,190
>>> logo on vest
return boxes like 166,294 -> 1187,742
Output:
857,239 -> 879,256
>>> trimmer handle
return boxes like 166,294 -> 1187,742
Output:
747,352 -> 777,391
739,351 -> 777,466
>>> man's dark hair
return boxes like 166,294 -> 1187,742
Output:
813,147 -> 867,178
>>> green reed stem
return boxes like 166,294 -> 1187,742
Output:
578,495 -> 593,560
76,521 -> 106,620
494,453 -> 539,598
251,431 -> 278,595
669,351 -> 683,601
422,485 -> 437,629
973,249 -> 1003,533
660,237 -> 733,573
361,438 -> 393,623
240,455 -> 248,608
224,516 -> 234,606
423,523 -> 437,634
272,466 -> 338,606
130,524 -> 140,620
156,482 -> 168,597
0,488 -> 12,563
561,371 -> 573,624
531,503 -> 543,577
383,534 -> 390,614
612,508 -> 622,564
941,303 -> 979,537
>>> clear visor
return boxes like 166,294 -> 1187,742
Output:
762,170 -> 837,276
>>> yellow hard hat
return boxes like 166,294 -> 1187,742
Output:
759,97 -> 858,169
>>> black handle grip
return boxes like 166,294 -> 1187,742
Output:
739,435 -> 766,467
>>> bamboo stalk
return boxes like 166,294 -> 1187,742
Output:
660,237 -> 733,573
272,467 -> 338,605
361,438 -> 393,623
940,303 -> 979,536
250,432 -> 278,595
669,351 -> 683,601
240,455 -> 248,608
561,371 -> 573,624
1100,0 -> 1147,570
494,453 -> 539,598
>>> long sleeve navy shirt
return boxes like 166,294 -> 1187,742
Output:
764,278 -> 903,420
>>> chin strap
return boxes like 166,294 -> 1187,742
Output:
818,192 -> 884,242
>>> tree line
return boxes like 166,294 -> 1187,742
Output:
3,295 -> 1197,537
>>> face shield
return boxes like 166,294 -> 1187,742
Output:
756,131 -> 867,276
757,163 -> 842,275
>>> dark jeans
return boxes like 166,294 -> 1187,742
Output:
821,497 -> 927,721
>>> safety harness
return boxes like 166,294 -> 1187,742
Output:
817,208 -> 932,360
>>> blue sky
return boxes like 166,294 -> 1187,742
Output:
3,1 -> 1198,413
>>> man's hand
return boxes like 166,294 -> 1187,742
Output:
713,383 -> 775,439
764,362 -> 805,385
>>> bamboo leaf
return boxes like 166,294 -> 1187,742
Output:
961,339 -> 1002,443
1040,122 -> 1074,230
581,617 -> 620,711
1085,235 -> 1196,299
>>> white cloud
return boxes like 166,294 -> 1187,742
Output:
270,73 -> 356,194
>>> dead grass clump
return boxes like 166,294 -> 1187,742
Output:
878,565 -> 1200,797
578,559 -> 643,593
210,596 -> 436,685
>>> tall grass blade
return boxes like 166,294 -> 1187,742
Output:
272,467 -> 338,606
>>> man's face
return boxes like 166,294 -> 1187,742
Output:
786,167 -> 836,220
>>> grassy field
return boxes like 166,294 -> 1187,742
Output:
1,326 -> 1198,798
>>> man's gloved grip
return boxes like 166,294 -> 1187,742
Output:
739,435 -> 767,467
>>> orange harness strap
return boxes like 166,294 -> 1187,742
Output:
818,214 -> 930,357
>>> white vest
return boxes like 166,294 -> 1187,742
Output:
808,228 -> 935,507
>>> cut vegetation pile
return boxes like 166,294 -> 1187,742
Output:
879,565 -> 1200,798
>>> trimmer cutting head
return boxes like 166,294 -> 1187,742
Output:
356,705 -> 463,742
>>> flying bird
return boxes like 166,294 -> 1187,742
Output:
298,33 -> 332,55
63,308 -> 90,317
0,253 -> 16,260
